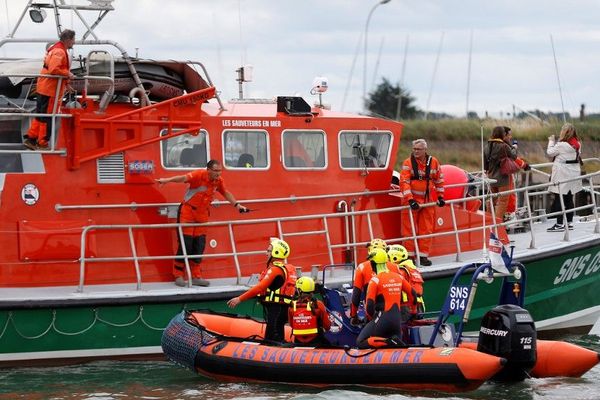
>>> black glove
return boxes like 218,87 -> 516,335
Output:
523,163 -> 531,171
408,199 -> 420,210
437,197 -> 445,207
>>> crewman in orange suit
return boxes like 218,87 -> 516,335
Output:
399,138 -> 445,266
228,238 -> 297,342
288,276 -> 331,346
388,244 -> 425,317
356,250 -> 415,349
25,29 -> 76,151
349,239 -> 400,325
156,159 -> 248,287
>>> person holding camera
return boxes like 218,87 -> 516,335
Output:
156,159 -> 248,286
399,138 -> 445,266
546,123 -> 583,232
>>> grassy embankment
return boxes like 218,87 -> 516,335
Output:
396,119 -> 600,172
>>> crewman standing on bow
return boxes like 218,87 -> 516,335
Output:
25,29 -> 76,150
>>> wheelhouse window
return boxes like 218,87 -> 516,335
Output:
282,130 -> 326,169
223,130 -> 269,169
160,129 -> 208,169
339,130 -> 392,169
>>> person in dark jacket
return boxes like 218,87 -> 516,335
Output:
484,126 -> 517,221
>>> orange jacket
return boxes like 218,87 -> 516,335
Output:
37,41 -> 71,97
365,270 -> 414,319
350,260 -> 400,317
399,154 -> 444,203
183,169 -> 227,216
238,262 -> 297,304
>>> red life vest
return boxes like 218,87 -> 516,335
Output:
291,300 -> 319,337
259,262 -> 297,304
398,260 -> 426,313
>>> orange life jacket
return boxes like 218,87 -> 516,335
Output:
399,154 -> 444,202
290,300 -> 319,337
259,262 -> 297,304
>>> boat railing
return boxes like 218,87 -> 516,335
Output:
0,72 -> 114,154
74,168 -> 600,292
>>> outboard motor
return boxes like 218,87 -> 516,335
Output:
477,304 -> 537,381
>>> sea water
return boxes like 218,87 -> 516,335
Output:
1,335 -> 598,400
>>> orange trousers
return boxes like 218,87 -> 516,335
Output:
507,176 -> 517,214
27,95 -> 60,146
401,206 -> 435,257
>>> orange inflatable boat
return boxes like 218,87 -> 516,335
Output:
162,310 -> 506,393
162,261 -> 599,392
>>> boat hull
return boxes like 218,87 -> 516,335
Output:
0,294 -> 258,366
422,240 -> 600,333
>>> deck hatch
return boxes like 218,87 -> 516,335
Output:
97,152 -> 125,183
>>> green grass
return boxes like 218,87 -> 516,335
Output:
396,119 -> 600,171
401,119 -> 600,142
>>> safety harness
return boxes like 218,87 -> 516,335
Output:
410,154 -> 432,201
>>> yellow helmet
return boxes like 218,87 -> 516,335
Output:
296,276 -> 315,293
368,247 -> 388,264
387,244 -> 409,263
367,238 -> 387,251
269,238 -> 290,259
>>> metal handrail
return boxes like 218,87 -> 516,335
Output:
74,169 -> 600,292
0,73 -> 115,155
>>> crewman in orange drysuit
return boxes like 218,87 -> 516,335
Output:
156,159 -> 248,287
288,276 -> 331,346
399,138 -> 445,266
25,29 -> 76,151
356,252 -> 415,349
388,244 -> 425,317
349,239 -> 400,325
228,239 -> 297,342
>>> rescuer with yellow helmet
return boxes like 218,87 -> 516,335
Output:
228,238 -> 297,342
356,248 -> 415,349
387,244 -> 426,316
350,239 -> 401,326
288,276 -> 331,346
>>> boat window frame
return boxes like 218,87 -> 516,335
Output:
338,130 -> 393,170
158,128 -> 210,171
281,129 -> 328,171
222,128 -> 270,171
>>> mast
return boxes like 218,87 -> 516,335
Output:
395,34 -> 409,121
465,29 -> 473,118
424,31 -> 444,120
550,34 -> 567,123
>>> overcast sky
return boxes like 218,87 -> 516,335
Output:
3,0 -> 600,118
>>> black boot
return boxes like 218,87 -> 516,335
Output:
419,256 -> 432,266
